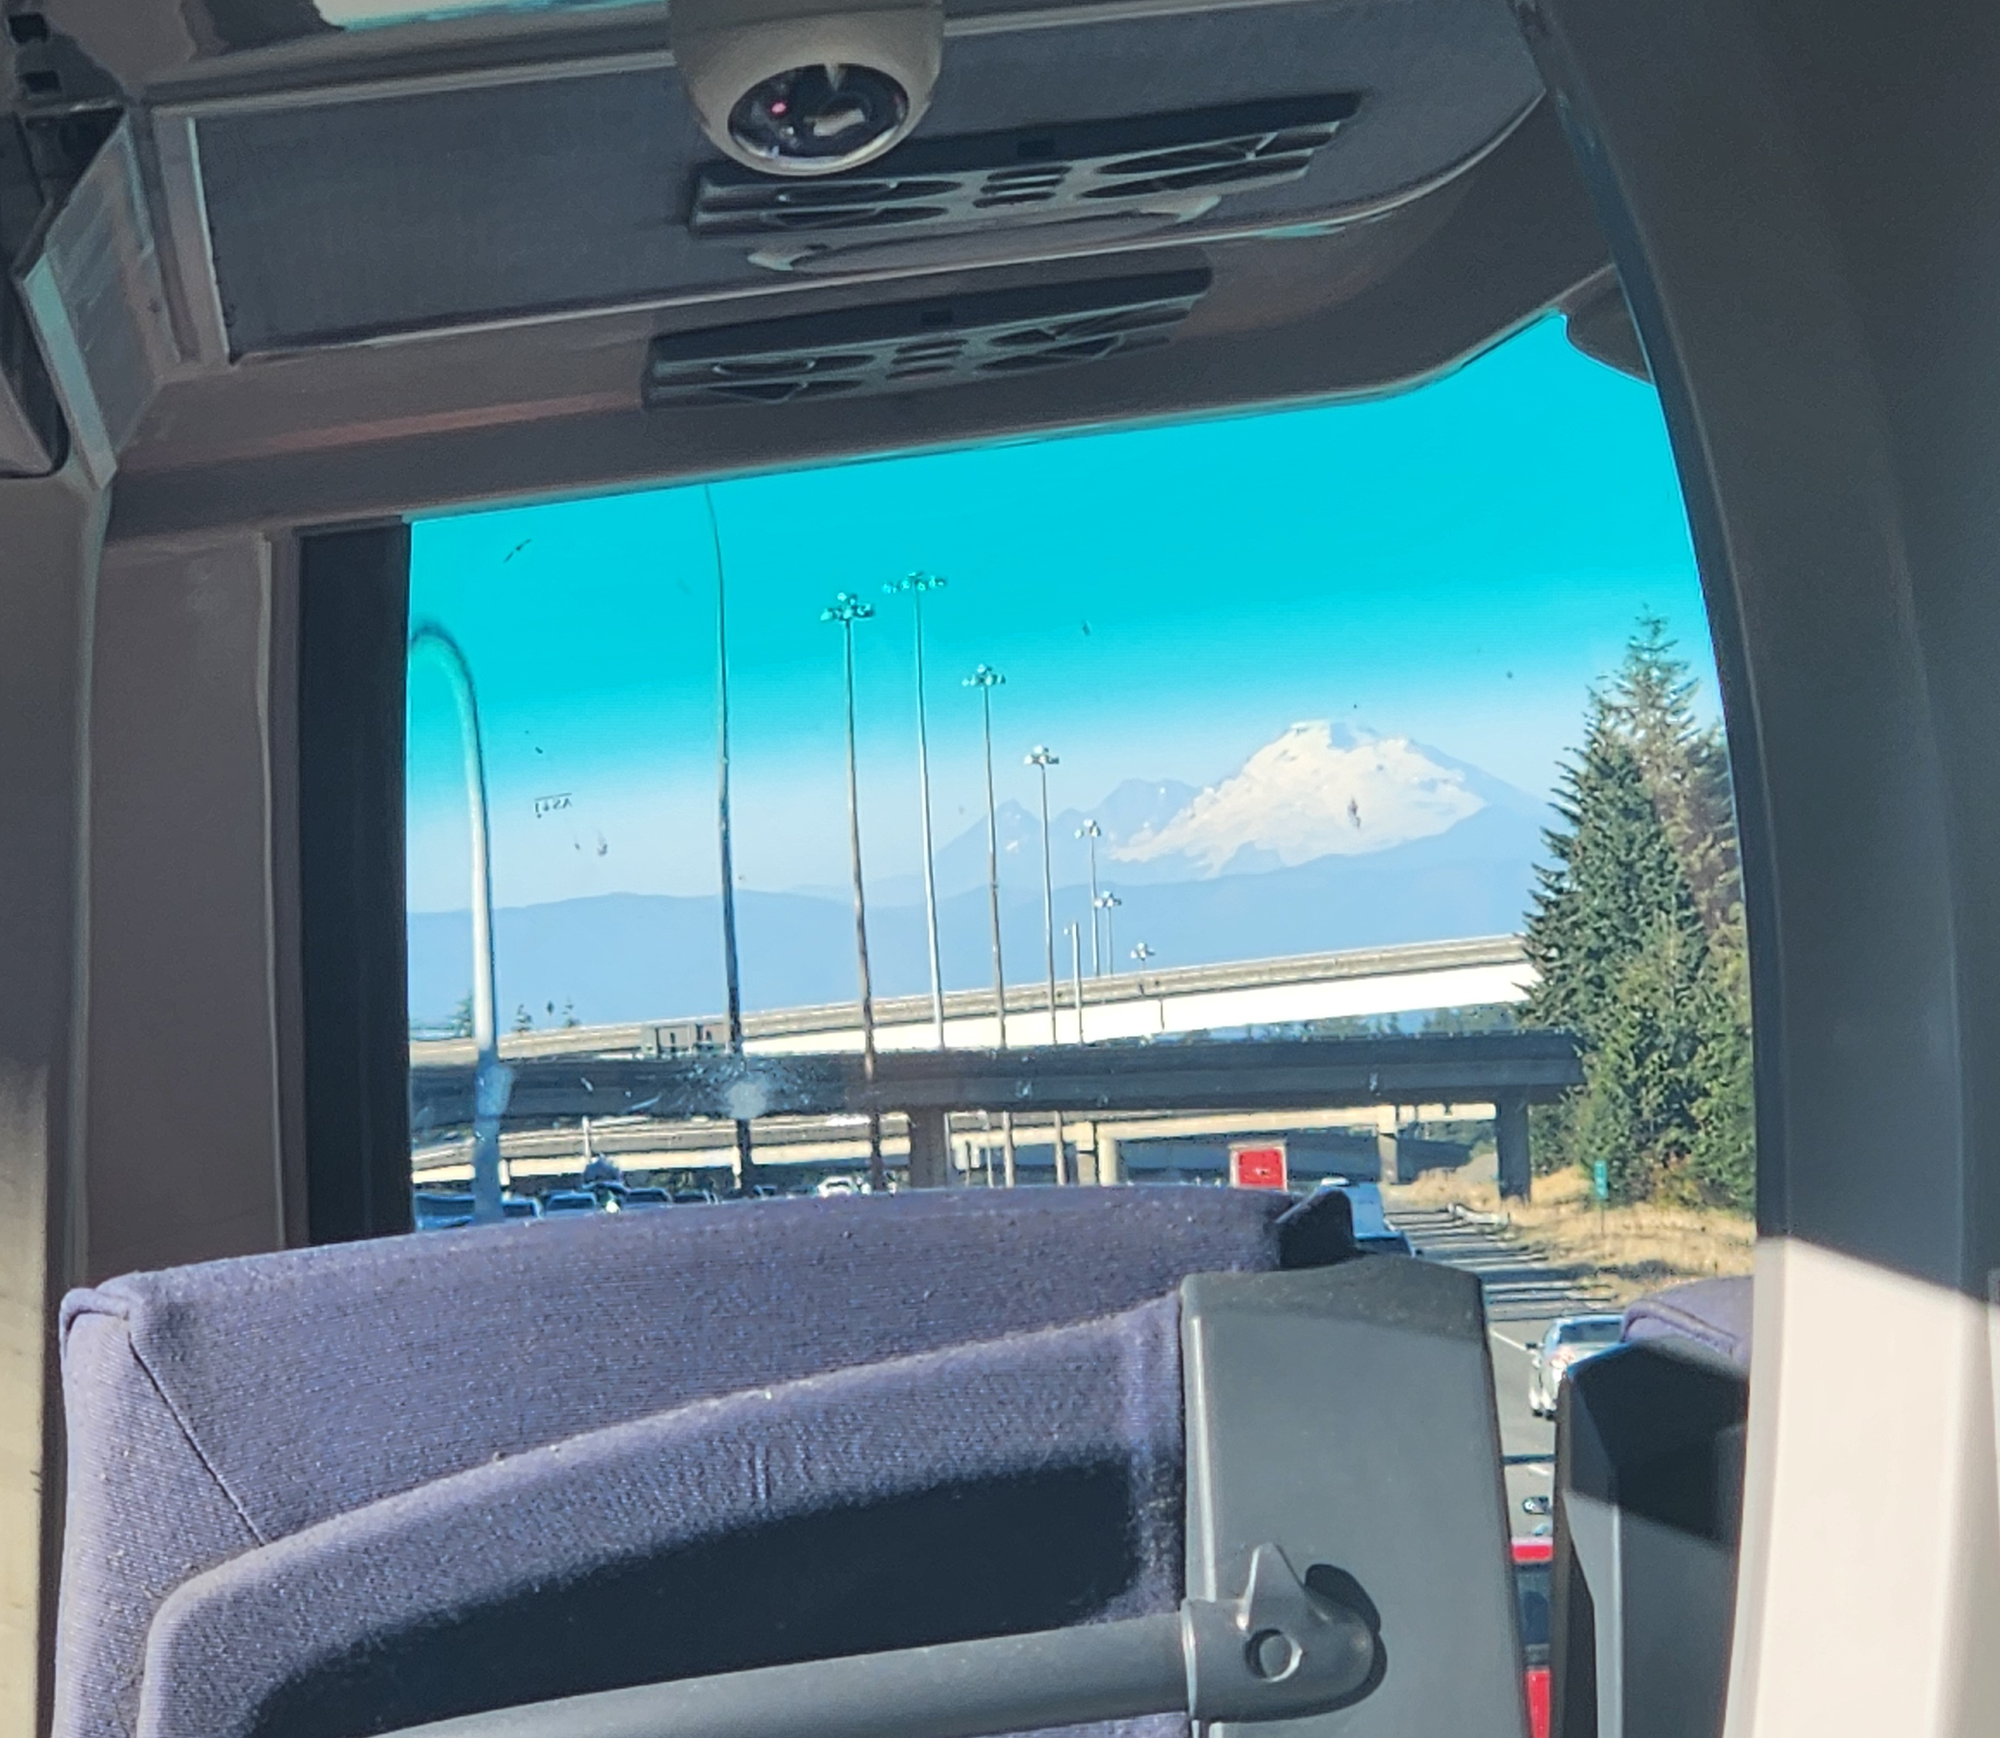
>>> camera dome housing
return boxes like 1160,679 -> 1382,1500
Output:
671,0 -> 944,177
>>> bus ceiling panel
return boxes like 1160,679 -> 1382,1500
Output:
106,97 -> 1607,542
108,113 -> 1489,492
173,0 -> 1538,355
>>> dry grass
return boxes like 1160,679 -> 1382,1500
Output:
1385,1164 -> 1754,1305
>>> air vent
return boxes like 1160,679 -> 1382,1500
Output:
689,95 -> 1357,269
642,269 -> 1211,409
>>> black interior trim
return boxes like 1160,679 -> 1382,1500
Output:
296,523 -> 412,1243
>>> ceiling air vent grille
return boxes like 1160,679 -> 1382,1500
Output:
688,95 -> 1358,260
643,269 -> 1212,409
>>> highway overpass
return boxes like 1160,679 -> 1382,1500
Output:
408,934 -> 1536,1067
411,1026 -> 1581,1197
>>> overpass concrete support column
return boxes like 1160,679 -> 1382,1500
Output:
1093,1125 -> 1122,1186
906,1108 -> 952,1188
1495,1097 -> 1531,1201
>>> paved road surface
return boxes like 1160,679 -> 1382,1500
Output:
1392,1205 -> 1617,1531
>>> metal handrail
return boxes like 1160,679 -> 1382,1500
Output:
374,1545 -> 1379,1738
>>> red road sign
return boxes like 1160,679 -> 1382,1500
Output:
1229,1143 -> 1288,1191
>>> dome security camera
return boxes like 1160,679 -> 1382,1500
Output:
670,0 -> 944,177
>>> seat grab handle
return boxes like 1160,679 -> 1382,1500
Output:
375,1542 -> 1381,1738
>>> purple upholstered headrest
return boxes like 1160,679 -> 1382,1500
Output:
1621,1275 -> 1752,1370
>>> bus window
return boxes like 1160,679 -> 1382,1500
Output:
404,312 -> 1746,1537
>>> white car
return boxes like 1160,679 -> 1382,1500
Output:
1529,1314 -> 1625,1418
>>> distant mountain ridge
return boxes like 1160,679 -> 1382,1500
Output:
410,721 -> 1552,1025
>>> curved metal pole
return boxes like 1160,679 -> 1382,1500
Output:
409,621 -> 511,1224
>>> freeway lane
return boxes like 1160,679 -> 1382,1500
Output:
1392,1204 -> 1615,1533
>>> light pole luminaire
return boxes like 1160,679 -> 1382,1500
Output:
824,590 -> 885,1189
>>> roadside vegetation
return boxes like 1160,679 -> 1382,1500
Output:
1386,1163 -> 1754,1304
1522,617 -> 1754,1213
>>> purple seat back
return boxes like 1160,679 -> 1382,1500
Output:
57,1188 -> 1291,1738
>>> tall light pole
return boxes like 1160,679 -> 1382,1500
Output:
409,622 -> 511,1224
824,591 -> 884,1189
1076,818 -> 1103,974
885,571 -> 947,1049
1068,921 -> 1086,1045
704,488 -> 756,1192
1027,745 -> 1060,1049
966,665 -> 1008,1048
1096,890 -> 1121,976
966,665 -> 1014,1183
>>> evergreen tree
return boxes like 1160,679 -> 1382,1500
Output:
447,993 -> 474,1039
1600,616 -> 1756,1208
1685,932 -> 1755,1208
1602,613 -> 1742,938
1524,703 -> 1702,1050
1572,918 -> 1710,1201
1522,634 -> 1754,1208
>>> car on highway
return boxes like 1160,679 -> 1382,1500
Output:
540,1190 -> 599,1216
1528,1314 -> 1625,1418
411,1191 -> 473,1231
623,1187 -> 672,1209
412,1192 -> 541,1229
1512,1536 -> 1553,1738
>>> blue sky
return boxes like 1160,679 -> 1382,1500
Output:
408,316 -> 1711,913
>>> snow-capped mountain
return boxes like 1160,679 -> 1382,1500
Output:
1116,722 -> 1498,877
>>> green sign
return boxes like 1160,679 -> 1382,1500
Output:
1592,1160 -> 1609,1202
